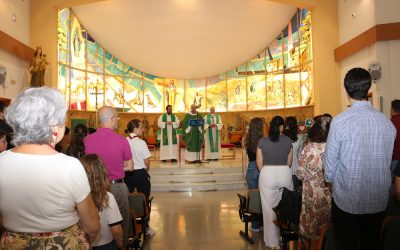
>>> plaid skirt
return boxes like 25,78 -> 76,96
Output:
0,223 -> 90,250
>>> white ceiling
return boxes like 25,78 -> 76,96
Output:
73,0 -> 296,79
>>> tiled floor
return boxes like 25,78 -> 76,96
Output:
145,190 -> 267,250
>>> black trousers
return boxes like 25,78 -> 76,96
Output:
92,240 -> 118,250
124,169 -> 151,200
331,199 -> 385,250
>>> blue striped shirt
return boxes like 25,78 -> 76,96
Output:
324,101 -> 396,214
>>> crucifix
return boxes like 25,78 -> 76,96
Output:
88,80 -> 104,110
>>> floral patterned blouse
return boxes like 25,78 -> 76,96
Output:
297,141 -> 331,240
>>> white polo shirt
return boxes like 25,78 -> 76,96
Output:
126,133 -> 151,170
92,192 -> 123,247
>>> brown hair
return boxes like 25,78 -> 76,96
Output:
127,119 -> 141,133
80,154 -> 110,211
244,117 -> 264,154
307,115 -> 332,143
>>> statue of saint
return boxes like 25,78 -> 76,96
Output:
29,46 -> 48,87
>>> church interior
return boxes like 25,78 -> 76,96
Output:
0,0 -> 400,249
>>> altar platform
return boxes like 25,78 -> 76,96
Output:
148,148 -> 247,192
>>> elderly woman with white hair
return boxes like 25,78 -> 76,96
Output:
0,87 -> 100,249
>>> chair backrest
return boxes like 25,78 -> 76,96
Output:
380,215 -> 400,250
247,189 -> 262,214
129,192 -> 148,218
318,224 -> 335,250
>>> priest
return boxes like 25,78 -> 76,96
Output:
204,107 -> 223,160
157,105 -> 180,162
182,104 -> 204,163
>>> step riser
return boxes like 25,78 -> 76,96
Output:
149,167 -> 243,175
152,183 -> 247,192
152,174 -> 244,183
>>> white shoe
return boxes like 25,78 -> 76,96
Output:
146,227 -> 156,238
249,226 -> 263,232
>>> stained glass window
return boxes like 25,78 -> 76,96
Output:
58,8 -> 313,113
267,73 -> 284,109
227,74 -> 246,111
186,79 -> 206,113
87,73 -> 104,111
57,9 -> 69,64
206,75 -> 227,112
143,74 -> 164,113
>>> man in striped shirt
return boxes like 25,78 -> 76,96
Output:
324,68 -> 396,250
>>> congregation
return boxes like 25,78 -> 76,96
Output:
0,67 -> 399,250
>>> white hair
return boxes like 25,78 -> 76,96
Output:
5,87 -> 67,146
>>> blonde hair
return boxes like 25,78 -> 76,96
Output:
80,154 -> 110,211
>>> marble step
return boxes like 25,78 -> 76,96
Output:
152,180 -> 247,192
149,166 -> 243,175
151,172 -> 244,183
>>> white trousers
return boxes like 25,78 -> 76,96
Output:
259,166 -> 293,248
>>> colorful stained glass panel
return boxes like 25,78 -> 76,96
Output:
227,76 -> 246,111
86,40 -> 104,74
247,75 -> 266,110
284,73 -> 301,107
57,9 -> 69,64
70,14 -> 86,70
124,77 -> 143,113
185,79 -> 206,113
70,69 -> 86,110
104,75 -> 124,110
266,73 -> 284,109
143,75 -> 164,113
301,63 -> 313,106
206,75 -> 227,112
86,73 -> 104,111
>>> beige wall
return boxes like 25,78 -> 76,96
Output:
0,0 -> 30,99
338,0 -> 400,116
30,0 -> 341,116
0,0 -> 30,44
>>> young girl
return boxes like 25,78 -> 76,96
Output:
243,117 -> 264,232
80,154 -> 123,249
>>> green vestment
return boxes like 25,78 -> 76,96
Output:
182,112 -> 204,152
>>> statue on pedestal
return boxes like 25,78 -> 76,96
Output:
29,46 -> 48,87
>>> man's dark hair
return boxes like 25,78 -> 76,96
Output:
127,119 -> 141,133
166,105 -> 172,110
391,99 -> 400,113
344,68 -> 371,101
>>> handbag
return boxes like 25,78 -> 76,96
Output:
273,187 -> 302,226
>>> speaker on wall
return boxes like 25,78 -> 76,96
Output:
368,63 -> 381,81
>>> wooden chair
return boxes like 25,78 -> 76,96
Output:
273,188 -> 309,250
237,189 -> 263,244
317,224 -> 335,250
126,192 -> 154,250
379,215 -> 400,250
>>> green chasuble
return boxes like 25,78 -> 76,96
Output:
182,112 -> 204,152
161,114 -> 177,145
206,114 -> 220,152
